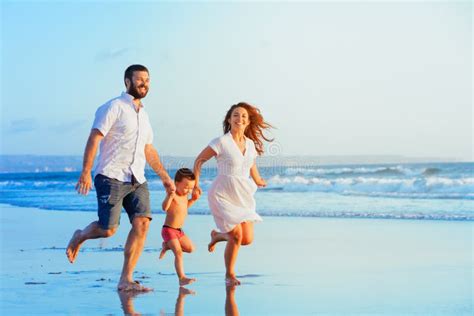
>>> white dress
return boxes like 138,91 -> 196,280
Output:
207,132 -> 263,233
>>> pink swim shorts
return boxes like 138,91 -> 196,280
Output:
161,225 -> 185,242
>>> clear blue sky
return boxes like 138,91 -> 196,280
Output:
1,1 -> 472,160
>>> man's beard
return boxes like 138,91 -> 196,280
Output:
128,82 -> 149,99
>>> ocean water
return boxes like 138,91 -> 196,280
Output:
0,162 -> 472,221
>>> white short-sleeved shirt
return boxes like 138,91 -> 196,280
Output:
92,92 -> 153,183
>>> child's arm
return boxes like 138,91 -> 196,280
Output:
250,163 -> 266,187
162,191 -> 176,211
187,192 -> 200,208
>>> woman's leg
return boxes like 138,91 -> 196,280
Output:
224,224 -> 243,286
208,230 -> 228,252
208,221 -> 254,285
241,221 -> 254,246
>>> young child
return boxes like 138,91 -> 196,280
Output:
159,168 -> 199,286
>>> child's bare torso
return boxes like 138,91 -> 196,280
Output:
164,194 -> 188,228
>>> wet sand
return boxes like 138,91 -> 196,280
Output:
0,204 -> 472,315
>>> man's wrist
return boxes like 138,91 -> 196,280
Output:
160,174 -> 171,182
155,169 -> 168,180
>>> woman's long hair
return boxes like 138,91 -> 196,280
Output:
223,102 -> 274,155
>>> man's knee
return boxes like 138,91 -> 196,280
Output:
101,227 -> 117,238
132,217 -> 150,236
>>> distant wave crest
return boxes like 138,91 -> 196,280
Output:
266,175 -> 474,199
284,165 -> 442,177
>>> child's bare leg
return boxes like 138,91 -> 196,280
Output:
66,221 -> 117,263
208,229 -> 227,252
179,235 -> 195,254
168,239 -> 196,286
224,224 -> 242,286
159,241 -> 169,259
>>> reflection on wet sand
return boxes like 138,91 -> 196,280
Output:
118,287 -> 196,316
117,283 -> 240,315
172,287 -> 196,316
225,285 -> 239,316
118,290 -> 143,316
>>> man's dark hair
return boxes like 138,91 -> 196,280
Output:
124,64 -> 149,84
174,168 -> 196,183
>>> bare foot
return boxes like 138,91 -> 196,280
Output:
118,280 -> 153,292
159,242 -> 168,259
179,276 -> 196,287
225,274 -> 241,286
66,229 -> 83,263
208,230 -> 219,252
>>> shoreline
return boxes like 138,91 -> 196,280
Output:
1,202 -> 472,223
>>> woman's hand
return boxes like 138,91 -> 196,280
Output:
255,178 -> 267,188
192,186 -> 202,200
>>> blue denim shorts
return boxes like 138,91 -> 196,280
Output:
94,174 -> 152,230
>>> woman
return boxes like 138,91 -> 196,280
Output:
193,102 -> 273,286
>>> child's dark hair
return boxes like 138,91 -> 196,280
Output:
174,168 -> 196,182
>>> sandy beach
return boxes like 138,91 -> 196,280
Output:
0,204 -> 472,315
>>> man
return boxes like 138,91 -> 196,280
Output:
66,64 -> 175,292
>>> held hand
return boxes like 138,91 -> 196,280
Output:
163,177 -> 176,194
76,171 -> 93,195
255,178 -> 267,188
192,186 -> 202,200
190,190 -> 201,201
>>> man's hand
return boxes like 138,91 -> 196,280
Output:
76,171 -> 93,195
75,129 -> 103,196
163,177 -> 176,194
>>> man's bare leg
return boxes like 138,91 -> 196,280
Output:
66,221 -> 116,263
118,217 -> 152,292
